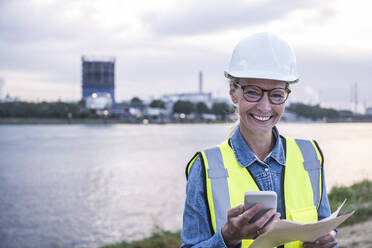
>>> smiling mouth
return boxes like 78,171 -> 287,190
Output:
251,114 -> 271,121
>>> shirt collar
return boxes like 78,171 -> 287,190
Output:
230,125 -> 286,167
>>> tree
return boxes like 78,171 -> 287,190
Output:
195,102 -> 209,114
130,97 -> 143,107
150,99 -> 166,109
173,100 -> 194,114
287,103 -> 340,120
0,101 -> 95,118
212,102 -> 234,119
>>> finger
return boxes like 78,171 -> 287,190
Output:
251,208 -> 276,229
304,233 -> 337,248
310,240 -> 337,248
227,204 -> 245,218
322,241 -> 338,248
315,235 -> 337,248
237,204 -> 263,225
315,233 -> 335,245
260,212 -> 281,233
239,209 -> 276,238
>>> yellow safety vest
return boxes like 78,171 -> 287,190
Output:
186,136 -> 323,248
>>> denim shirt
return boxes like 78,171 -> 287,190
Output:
181,126 -> 333,248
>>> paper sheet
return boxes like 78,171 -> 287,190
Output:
249,200 -> 354,248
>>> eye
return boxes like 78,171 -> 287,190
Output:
270,89 -> 286,100
244,87 -> 261,97
246,90 -> 260,96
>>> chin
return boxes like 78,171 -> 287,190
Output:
251,126 -> 274,135
241,115 -> 279,136
241,121 -> 275,136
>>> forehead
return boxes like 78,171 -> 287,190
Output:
239,78 -> 286,88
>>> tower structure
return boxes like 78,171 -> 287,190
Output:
0,77 -> 4,98
199,71 -> 203,93
81,56 -> 115,103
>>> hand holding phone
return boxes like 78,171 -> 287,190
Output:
244,191 -> 277,223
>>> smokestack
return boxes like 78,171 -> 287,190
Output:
199,71 -> 203,93
355,82 -> 358,113
0,77 -> 4,98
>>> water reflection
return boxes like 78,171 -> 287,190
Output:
0,123 -> 371,247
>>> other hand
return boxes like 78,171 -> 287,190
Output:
303,231 -> 337,248
221,204 -> 280,247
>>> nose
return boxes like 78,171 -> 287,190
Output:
256,92 -> 272,112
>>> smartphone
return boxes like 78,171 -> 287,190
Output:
244,191 -> 277,223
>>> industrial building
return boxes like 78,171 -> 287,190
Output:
81,56 -> 115,107
161,71 -> 213,107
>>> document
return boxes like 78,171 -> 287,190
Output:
249,200 -> 354,248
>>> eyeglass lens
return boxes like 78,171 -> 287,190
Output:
243,85 -> 288,104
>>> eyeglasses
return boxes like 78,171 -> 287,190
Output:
233,83 -> 291,105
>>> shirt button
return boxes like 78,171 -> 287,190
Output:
264,168 -> 269,172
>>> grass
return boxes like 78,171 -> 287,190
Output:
100,230 -> 181,248
328,179 -> 372,226
102,180 -> 372,248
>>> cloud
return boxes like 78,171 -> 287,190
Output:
0,0 -> 114,45
290,49 -> 372,107
0,0 -> 370,108
0,69 -> 81,101
0,0 -> 134,87
142,0 -> 333,36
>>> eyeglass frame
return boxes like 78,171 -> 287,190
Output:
233,82 -> 291,105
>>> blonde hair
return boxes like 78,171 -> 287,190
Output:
228,79 -> 240,138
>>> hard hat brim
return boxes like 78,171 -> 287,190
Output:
224,71 -> 299,84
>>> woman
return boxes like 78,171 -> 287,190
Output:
181,33 -> 337,248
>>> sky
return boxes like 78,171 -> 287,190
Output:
0,0 -> 371,111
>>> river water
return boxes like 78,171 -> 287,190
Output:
0,123 -> 371,248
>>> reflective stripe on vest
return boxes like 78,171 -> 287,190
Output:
283,138 -> 322,248
294,139 -> 323,209
188,137 -> 323,248
204,147 -> 231,230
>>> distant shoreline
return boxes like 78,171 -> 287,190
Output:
0,117 -> 233,125
1,117 -> 372,125
0,117 -> 134,125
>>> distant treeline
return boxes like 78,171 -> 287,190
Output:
286,103 -> 340,120
0,101 -> 94,118
0,100 -> 235,119
0,101 -> 367,121
172,100 -> 234,117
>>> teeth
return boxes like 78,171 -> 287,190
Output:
252,115 -> 270,121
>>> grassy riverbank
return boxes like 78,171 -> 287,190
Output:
101,231 -> 181,248
328,179 -> 372,226
101,180 -> 372,248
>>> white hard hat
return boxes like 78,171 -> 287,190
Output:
224,32 -> 299,83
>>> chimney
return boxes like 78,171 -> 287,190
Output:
199,71 -> 203,93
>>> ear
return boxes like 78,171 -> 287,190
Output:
229,84 -> 239,104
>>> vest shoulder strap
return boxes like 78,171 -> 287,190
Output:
292,138 -> 323,209
202,143 -> 231,232
185,142 -> 232,234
